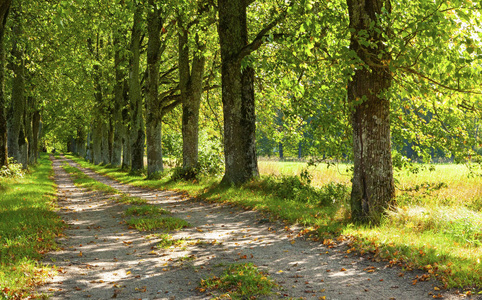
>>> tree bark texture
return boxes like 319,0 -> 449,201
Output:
32,110 -> 40,163
7,12 -> 25,166
0,0 -> 10,167
111,35 -> 124,167
179,24 -> 206,173
347,0 -> 395,223
218,0 -> 259,185
75,126 -> 86,158
122,79 -> 131,169
129,3 -> 145,172
145,0 -> 163,178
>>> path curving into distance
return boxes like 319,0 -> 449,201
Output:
36,154 -> 464,299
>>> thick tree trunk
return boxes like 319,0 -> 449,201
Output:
0,0 -> 10,167
122,79 -> 131,169
347,0 -> 395,223
179,24 -> 206,175
111,35 -> 124,167
32,110 -> 40,163
76,126 -> 86,158
129,3 -> 145,172
26,97 -> 34,164
145,0 -> 163,178
92,121 -> 102,164
7,13 -> 25,166
101,121 -> 110,164
218,0 -> 259,185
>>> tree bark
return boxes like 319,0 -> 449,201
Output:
179,22 -> 206,175
111,35 -> 124,167
145,0 -> 163,178
76,126 -> 86,158
122,79 -> 131,169
218,0 -> 259,185
129,3 -> 145,172
347,0 -> 395,223
32,109 -> 40,163
7,8 -> 26,166
0,0 -> 11,167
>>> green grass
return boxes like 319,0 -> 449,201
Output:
61,163 -> 118,194
155,234 -> 186,249
113,194 -> 148,205
0,153 -> 66,299
126,216 -> 190,232
199,263 -> 276,299
124,205 -> 169,216
66,153 -> 482,290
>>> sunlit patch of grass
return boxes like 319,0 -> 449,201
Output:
126,216 -> 190,232
113,194 -> 147,205
124,205 -> 169,216
155,234 -> 186,249
198,263 -> 277,299
61,163 -> 118,194
0,153 -> 65,298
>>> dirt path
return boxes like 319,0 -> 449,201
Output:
36,155 -> 466,300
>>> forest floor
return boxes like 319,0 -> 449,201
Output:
35,155 -> 473,300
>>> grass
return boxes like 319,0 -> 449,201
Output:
198,263 -> 276,299
124,205 -> 169,216
0,153 -> 66,299
155,234 -> 186,249
65,153 -> 482,291
61,163 -> 118,194
126,216 -> 190,232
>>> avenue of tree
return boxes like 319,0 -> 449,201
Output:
0,0 -> 481,223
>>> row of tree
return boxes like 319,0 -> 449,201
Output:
0,0 -> 481,223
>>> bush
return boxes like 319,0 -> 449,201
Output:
0,158 -> 24,178
257,173 -> 350,207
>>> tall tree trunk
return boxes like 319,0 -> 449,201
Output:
101,121 -> 110,164
8,8 -> 25,166
26,97 -> 34,164
111,35 -> 124,167
92,121 -> 102,164
129,3 -> 145,172
122,79 -> 131,169
347,0 -> 395,223
218,0 -> 259,185
32,110 -> 40,163
0,0 -> 11,167
145,0 -> 163,178
76,126 -> 86,158
179,22 -> 206,175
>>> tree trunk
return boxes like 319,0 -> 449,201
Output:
122,79 -> 131,169
111,35 -> 124,167
92,121 -> 102,164
218,0 -> 259,185
32,110 -> 40,163
7,10 -> 25,166
347,0 -> 395,224
129,3 -> 145,172
76,126 -> 86,158
179,22 -> 206,175
26,97 -> 34,164
101,121 -> 110,164
0,0 -> 11,167
145,0 -> 163,178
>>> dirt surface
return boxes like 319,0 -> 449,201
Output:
35,155 -> 470,300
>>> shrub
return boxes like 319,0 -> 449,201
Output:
0,158 -> 24,178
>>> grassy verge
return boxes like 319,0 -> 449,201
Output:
0,153 -> 66,299
65,154 -> 482,291
198,263 -> 277,299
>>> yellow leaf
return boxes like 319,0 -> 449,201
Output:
126,271 -> 131,275
434,287 -> 440,291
